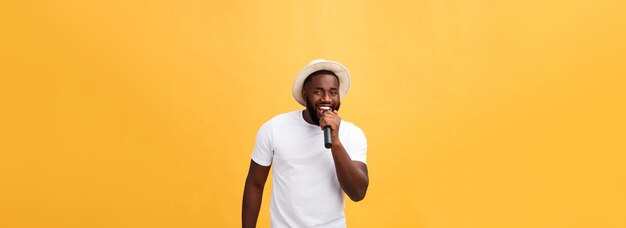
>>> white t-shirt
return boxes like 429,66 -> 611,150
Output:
251,110 -> 367,228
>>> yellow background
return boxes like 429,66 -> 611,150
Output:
1,0 -> 625,227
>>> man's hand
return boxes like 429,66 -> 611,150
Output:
319,110 -> 341,138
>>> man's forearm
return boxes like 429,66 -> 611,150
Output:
330,140 -> 369,202
242,182 -> 264,228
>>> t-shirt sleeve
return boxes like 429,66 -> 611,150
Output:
250,120 -> 273,166
347,126 -> 367,164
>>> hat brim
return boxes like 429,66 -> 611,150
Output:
292,60 -> 351,106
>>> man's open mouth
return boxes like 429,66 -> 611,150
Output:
316,105 -> 332,116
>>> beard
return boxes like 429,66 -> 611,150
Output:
305,98 -> 341,126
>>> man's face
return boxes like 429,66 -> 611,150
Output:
303,73 -> 341,126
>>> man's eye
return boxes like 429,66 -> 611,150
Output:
330,91 -> 338,96
314,91 -> 322,95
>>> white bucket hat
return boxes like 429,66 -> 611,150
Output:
292,59 -> 351,106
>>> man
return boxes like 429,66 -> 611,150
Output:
242,59 -> 369,228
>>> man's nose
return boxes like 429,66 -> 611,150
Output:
321,93 -> 331,103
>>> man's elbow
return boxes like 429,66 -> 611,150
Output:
347,189 -> 367,202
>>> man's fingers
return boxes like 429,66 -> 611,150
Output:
320,109 -> 341,130
319,115 -> 327,129
323,110 -> 337,117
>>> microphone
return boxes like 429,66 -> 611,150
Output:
324,126 -> 332,149
321,107 -> 332,148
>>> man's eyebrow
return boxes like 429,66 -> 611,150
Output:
314,87 -> 339,90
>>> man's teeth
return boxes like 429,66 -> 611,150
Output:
319,107 -> 331,110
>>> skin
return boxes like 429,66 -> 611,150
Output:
242,160 -> 270,228
241,73 -> 369,228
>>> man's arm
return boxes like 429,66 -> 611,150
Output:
330,142 -> 369,202
321,110 -> 369,202
242,160 -> 271,228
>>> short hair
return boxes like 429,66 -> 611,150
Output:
303,70 -> 339,88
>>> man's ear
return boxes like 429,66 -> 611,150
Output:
301,88 -> 307,100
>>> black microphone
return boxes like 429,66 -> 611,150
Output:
324,126 -> 332,149
321,107 -> 332,148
